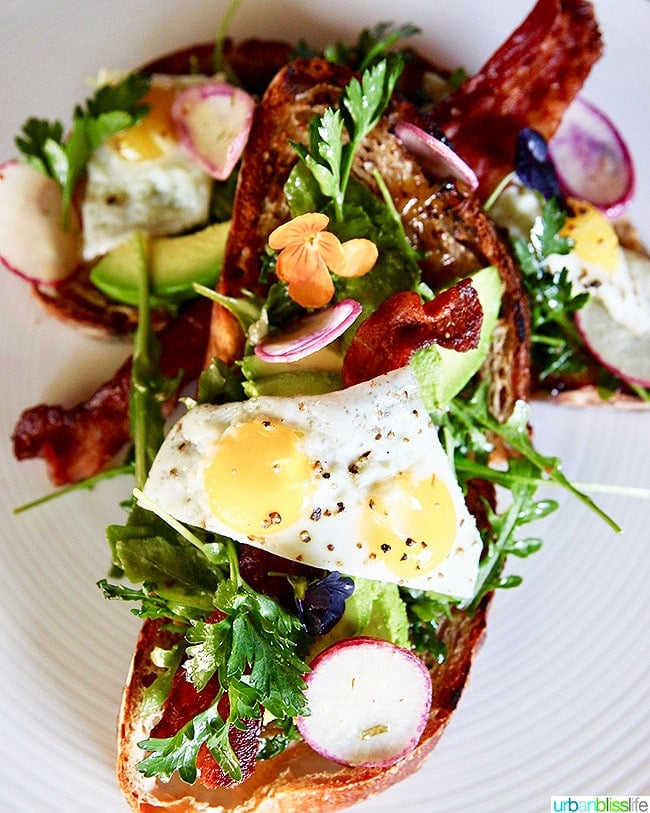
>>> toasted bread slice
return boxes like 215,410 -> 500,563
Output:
116,54 -> 523,812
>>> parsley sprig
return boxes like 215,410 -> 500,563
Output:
323,22 -> 421,72
512,198 -> 591,381
136,538 -> 310,784
291,55 -> 403,220
15,73 -> 150,223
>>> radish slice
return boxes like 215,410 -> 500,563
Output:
0,160 -> 82,286
548,97 -> 635,220
296,636 -> 432,768
172,83 -> 255,180
575,298 -> 650,387
395,121 -> 478,191
254,298 -> 362,363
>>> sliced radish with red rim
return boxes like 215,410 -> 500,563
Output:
575,297 -> 650,387
254,298 -> 362,363
548,97 -> 635,220
0,160 -> 81,286
395,121 -> 478,191
172,83 -> 255,180
297,636 -> 432,768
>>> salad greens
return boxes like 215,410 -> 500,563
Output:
512,197 -> 592,382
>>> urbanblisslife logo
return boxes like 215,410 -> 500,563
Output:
551,798 -> 649,812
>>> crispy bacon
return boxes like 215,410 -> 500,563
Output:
433,0 -> 603,201
11,299 -> 212,485
342,279 -> 483,387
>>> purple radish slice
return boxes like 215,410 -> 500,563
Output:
296,636 -> 432,768
254,298 -> 362,363
0,160 -> 82,286
548,97 -> 635,220
395,121 -> 478,191
172,83 -> 255,180
575,297 -> 650,387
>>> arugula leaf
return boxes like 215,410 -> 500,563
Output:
129,233 -> 181,487
291,56 -> 403,219
512,198 -> 591,380
15,73 -> 149,223
447,384 -> 621,533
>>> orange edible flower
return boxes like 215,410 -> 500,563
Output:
268,212 -> 378,308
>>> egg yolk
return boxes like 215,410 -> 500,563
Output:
204,419 -> 313,537
361,472 -> 456,579
108,85 -> 177,161
560,198 -> 619,274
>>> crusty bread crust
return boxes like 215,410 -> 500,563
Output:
115,52 -> 512,813
117,601 -> 490,813
114,38 -> 527,812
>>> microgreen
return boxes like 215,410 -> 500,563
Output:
291,56 -> 403,220
16,73 -> 149,224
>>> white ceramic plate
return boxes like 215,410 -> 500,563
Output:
1,1 -> 648,811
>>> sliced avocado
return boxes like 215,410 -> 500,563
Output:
242,371 -> 342,398
412,264 -> 504,409
89,220 -> 231,306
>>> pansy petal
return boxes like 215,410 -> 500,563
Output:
276,243 -> 325,283
337,238 -> 379,278
314,230 -> 347,274
287,267 -> 335,309
268,212 -> 330,250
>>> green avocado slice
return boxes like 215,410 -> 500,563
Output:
411,265 -> 505,410
89,220 -> 231,306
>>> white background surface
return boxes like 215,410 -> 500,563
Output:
0,1 -> 648,811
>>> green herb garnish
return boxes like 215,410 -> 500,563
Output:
291,55 -> 403,220
512,198 -> 591,380
15,73 -> 150,224
323,21 -> 420,72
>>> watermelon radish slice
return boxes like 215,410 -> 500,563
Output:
296,636 -> 432,768
576,297 -> 650,387
548,97 -> 635,220
395,121 -> 478,191
0,160 -> 82,286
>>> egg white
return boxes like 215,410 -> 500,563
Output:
141,367 -> 482,599
81,75 -> 215,261
491,182 -> 650,335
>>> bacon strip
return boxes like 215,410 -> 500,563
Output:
342,280 -> 483,387
12,299 -> 212,485
433,0 -> 603,201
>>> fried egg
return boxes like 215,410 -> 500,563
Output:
491,183 -> 650,336
141,367 -> 482,599
81,75 -> 213,260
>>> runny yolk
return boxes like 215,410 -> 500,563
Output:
560,197 -> 620,274
361,472 -> 456,579
107,85 -> 177,161
204,420 -> 313,537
